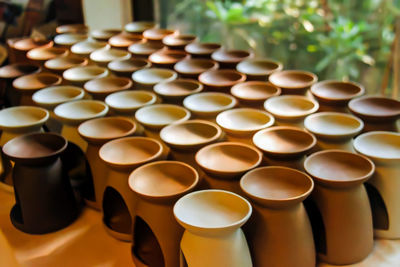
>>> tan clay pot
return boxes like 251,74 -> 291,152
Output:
269,70 -> 318,95
105,90 -> 157,116
131,68 -> 177,90
211,49 -> 253,69
174,58 -> 219,79
56,24 -> 88,34
124,21 -> 156,34
135,104 -> 191,130
26,46 -> 69,65
128,41 -> 165,58
108,32 -> 143,49
90,29 -> 121,41
185,42 -> 221,58
198,69 -> 246,92
162,34 -> 197,50
9,37 -> 53,63
142,28 -> 177,43
129,160 -> 199,267
54,33 -> 88,48
90,48 -> 131,67
70,40 -> 110,58
236,58 -> 283,81
84,76 -> 132,100
304,149 -> 374,265
63,66 -> 109,86
44,54 -> 88,74
230,81 -> 281,107
153,79 -> 203,103
107,58 -> 151,77
149,49 -> 189,68
240,166 -> 315,267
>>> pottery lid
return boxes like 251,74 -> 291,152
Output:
99,136 -> 163,170
311,80 -> 364,104
129,160 -> 199,200
125,21 -> 156,33
199,69 -> 246,88
230,81 -> 281,103
185,42 -> 221,56
195,142 -> 263,178
54,100 -> 109,124
183,92 -> 237,117
128,41 -> 165,56
90,29 -> 121,41
174,189 -> 252,234
13,72 -> 62,91
84,76 -> 132,96
0,63 -> 41,79
240,166 -> 314,208
236,58 -> 283,76
348,96 -> 400,122
78,116 -> 136,144
304,149 -> 375,188
132,68 -> 177,85
90,48 -> 131,64
153,79 -> 203,99
269,70 -> 318,90
216,108 -> 274,136
71,40 -> 110,56
253,126 -> 317,159
63,66 -> 109,82
149,49 -> 189,66
32,86 -> 85,109
54,33 -> 88,46
264,95 -> 319,120
105,90 -> 157,113
108,32 -> 143,48
211,49 -> 252,64
44,54 -> 88,71
135,104 -> 191,130
56,24 -> 88,34
0,106 -> 49,130
162,34 -> 197,48
143,28 -> 177,41
107,58 -> 151,74
160,120 -> 222,150
353,131 -> 400,162
174,58 -> 219,76
12,38 -> 53,51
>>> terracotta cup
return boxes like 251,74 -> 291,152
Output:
63,65 -> 109,86
78,116 -> 138,210
196,142 -> 263,194
8,37 -> 53,63
211,49 -> 253,69
142,28 -> 177,44
99,136 -> 167,241
199,69 -> 246,92
162,34 -> 198,50
269,70 -> 318,95
153,79 -> 203,103
54,100 -> 109,151
44,54 -> 88,74
56,24 -> 88,34
174,58 -> 219,79
230,81 -> 281,107
304,149 -> 375,264
124,21 -> 156,34
253,126 -> 317,170
84,76 -> 133,101
264,95 -> 319,127
185,42 -> 221,58
129,161 -> 199,267
70,40 -> 110,58
353,131 -> 400,239
108,32 -> 143,49
132,68 -> 177,90
105,90 -> 158,116
240,166 -> 315,267
304,112 -> 364,152
348,95 -> 400,132
54,33 -> 88,48
107,58 -> 151,77
236,58 -> 283,81
310,80 -> 364,112
90,29 -> 122,42
3,133 -> 79,234
26,46 -> 69,66
183,92 -> 237,122
128,41 -> 165,58
149,49 -> 189,69
174,189 -> 253,267
90,47 -> 131,67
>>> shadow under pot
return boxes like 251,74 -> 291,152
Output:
132,68 -> 177,90
240,166 -> 315,267
99,136 -> 167,241
129,160 -> 199,267
230,81 -> 281,108
63,66 -> 109,87
304,112 -> 364,152
84,76 -> 133,101
174,189 -> 253,267
236,58 -> 283,81
78,116 -> 138,210
8,37 -> 54,63
253,126 -> 317,170
269,70 -> 318,95
70,40 -> 110,58
353,131 -> 400,239
2,132 -> 79,234
211,49 -> 253,69
153,79 -> 203,104
348,96 -> 400,132
310,80 -> 364,113
304,149 -> 375,265
107,58 -> 151,77
105,90 -> 158,117
184,42 -> 221,59
198,69 -> 246,92
54,100 -> 109,151
195,142 -> 263,195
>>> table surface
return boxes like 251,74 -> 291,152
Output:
1,187 -> 400,267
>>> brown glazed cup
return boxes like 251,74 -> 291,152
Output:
107,58 -> 151,77
236,58 -> 283,81
90,29 -> 121,41
199,69 -> 246,92
128,41 -> 165,58
269,70 -> 318,95
174,58 -> 219,79
108,32 -> 143,49
56,24 -> 88,34
231,81 -> 281,106
153,79 -> 203,102
84,76 -> 132,100
162,34 -> 198,50
185,42 -> 221,58
211,49 -> 253,69
149,49 -> 189,68
124,21 -> 156,34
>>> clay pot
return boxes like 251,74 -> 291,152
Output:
0,106 -> 49,147
54,100 -> 109,151
124,21 -> 156,34
63,66 -> 109,86
44,54 -> 88,74
304,149 -> 374,264
216,108 -> 274,144
149,49 -> 189,68
264,95 -> 319,127
196,142 -> 262,194
90,48 -> 131,67
90,29 -> 122,41
348,96 -> 400,132
78,116 -> 137,210
3,132 -> 79,234
12,72 -> 62,105
183,92 -> 237,121
185,43 -> 221,59
129,160 -> 199,267
236,58 -> 283,81
310,80 -> 364,112
198,69 -> 246,92
174,189 -> 253,267
174,58 -> 219,79
54,33 -> 88,48
162,34 -> 198,50
99,136 -> 167,241
26,47 -> 69,65
8,37 -> 53,63
142,28 -> 177,43
240,166 -> 315,267
253,126 -> 316,170
108,32 -> 143,49
153,79 -> 203,103
84,76 -> 132,100
230,81 -> 281,107
211,49 -> 253,69
353,131 -> 400,239
107,58 -> 151,77
131,68 -> 177,90
105,90 -> 157,116
304,112 -> 363,151
128,41 -> 165,58
70,40 -> 110,58
269,70 -> 318,95
56,24 -> 88,34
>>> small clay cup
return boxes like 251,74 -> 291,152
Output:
71,40 -> 110,58
131,68 -> 177,90
90,29 -> 122,41
84,76 -> 132,100
108,32 -> 143,49
63,66 -> 109,86
211,49 -> 253,69
107,58 -> 151,77
56,24 -> 88,34
44,54 -> 88,74
149,49 -> 189,68
124,21 -> 156,34
26,47 -> 69,65
199,69 -> 246,92
135,104 -> 191,130
269,70 -> 318,95
174,58 -> 219,79
162,34 -> 198,50
54,33 -> 88,48
230,81 -> 281,106
143,28 -> 177,43
185,42 -> 221,58
90,48 -> 131,67
236,58 -> 283,81
128,41 -> 165,58
9,38 -> 53,63
105,90 -> 157,116
153,79 -> 203,103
